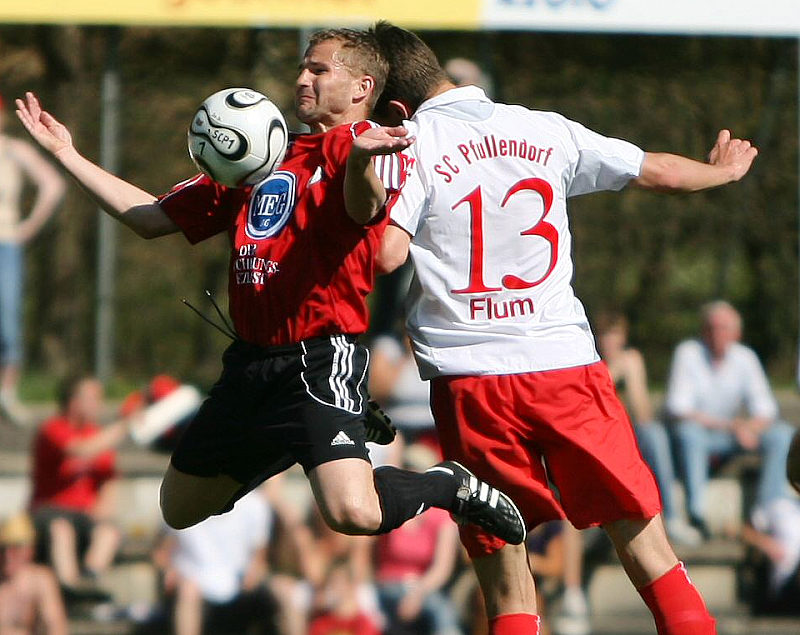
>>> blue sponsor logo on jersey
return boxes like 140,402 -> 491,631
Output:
246,171 -> 297,240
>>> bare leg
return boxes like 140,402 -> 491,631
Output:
174,577 -> 204,635
471,543 -> 538,619
563,523 -> 583,589
605,514 -> 715,634
84,522 -> 121,575
48,517 -> 81,586
603,514 -> 677,588
307,458 -> 383,534
160,464 -> 243,529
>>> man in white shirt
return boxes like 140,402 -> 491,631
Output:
359,22 -> 759,635
158,490 -> 274,635
666,300 -> 794,537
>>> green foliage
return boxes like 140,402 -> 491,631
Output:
0,27 -> 797,386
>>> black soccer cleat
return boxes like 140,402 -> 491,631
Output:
363,399 -> 397,445
428,460 -> 527,545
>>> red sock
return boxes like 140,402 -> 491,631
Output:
639,562 -> 716,634
489,613 -> 540,635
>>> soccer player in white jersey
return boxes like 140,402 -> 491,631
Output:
358,22 -> 760,635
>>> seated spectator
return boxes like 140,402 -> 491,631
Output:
0,512 -> 68,634
266,476 -> 379,635
369,333 -> 437,450
29,376 -> 128,595
309,558 -> 381,635
527,521 -> 565,635
665,300 -> 795,538
739,495 -> 800,615
152,489 -> 276,635
595,312 -> 701,546
374,445 -> 461,635
119,374 -> 201,453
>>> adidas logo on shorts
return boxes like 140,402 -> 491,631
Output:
331,431 -> 355,446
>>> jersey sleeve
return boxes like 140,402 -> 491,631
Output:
386,143 -> 426,237
664,340 -> 701,418
741,347 -> 778,420
157,174 -> 245,244
328,121 -> 407,194
559,116 -> 645,197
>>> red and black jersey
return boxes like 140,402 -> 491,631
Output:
159,121 -> 405,346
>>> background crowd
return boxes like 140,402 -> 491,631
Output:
0,25 -> 799,635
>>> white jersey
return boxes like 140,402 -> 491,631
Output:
390,86 -> 645,378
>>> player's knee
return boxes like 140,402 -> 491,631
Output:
323,498 -> 382,535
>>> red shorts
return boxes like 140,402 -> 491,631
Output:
431,362 -> 661,557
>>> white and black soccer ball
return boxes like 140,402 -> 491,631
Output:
188,88 -> 288,188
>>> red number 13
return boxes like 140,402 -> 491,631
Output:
451,178 -> 558,295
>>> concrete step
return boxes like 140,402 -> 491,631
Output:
590,612 -> 800,635
588,563 -> 738,615
97,561 -> 159,606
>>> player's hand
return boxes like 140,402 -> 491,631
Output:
707,129 -> 758,182
351,125 -> 415,159
15,91 -> 74,157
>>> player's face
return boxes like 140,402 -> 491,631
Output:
295,39 -> 369,132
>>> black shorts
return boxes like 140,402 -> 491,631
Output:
170,335 -> 372,488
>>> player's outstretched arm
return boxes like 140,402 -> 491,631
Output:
345,125 -> 414,224
15,91 -> 178,239
633,129 -> 757,193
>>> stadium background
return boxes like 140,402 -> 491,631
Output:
0,3 -> 799,635
0,1 -> 798,394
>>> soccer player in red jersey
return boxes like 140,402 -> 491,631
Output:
15,29 -> 525,546
364,22 -> 759,635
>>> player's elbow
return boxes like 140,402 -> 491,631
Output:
375,246 -> 406,275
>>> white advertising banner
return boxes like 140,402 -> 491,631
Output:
482,0 -> 800,36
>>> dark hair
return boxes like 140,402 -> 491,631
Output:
593,311 -> 628,337
370,21 -> 448,117
306,28 -> 388,110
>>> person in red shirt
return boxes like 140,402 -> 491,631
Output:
30,376 -> 129,591
14,30 -> 524,547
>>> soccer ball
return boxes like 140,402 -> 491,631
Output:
188,88 -> 288,188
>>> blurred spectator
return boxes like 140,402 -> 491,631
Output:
443,58 -> 494,97
595,312 -> 701,546
309,558 -> 381,635
740,495 -> 800,615
552,524 -> 589,635
374,444 -> 461,635
526,521 -> 565,635
666,301 -> 795,538
29,376 -> 126,594
152,489 -> 276,635
119,374 -> 202,453
0,93 -> 65,426
369,333 -> 437,449
265,475 -> 378,635
0,512 -> 68,634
